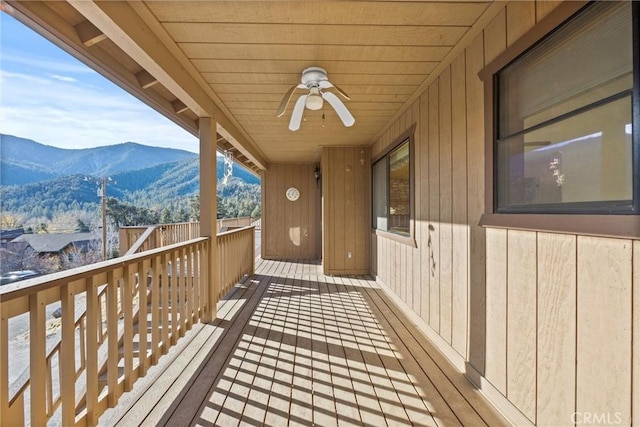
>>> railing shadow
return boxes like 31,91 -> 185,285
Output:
153,272 -> 447,426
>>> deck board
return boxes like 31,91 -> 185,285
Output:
103,259 -> 508,427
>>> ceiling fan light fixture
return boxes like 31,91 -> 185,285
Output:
278,67 -> 354,131
305,93 -> 323,110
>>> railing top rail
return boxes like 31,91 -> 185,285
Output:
0,237 -> 209,302
119,221 -> 198,229
217,225 -> 255,238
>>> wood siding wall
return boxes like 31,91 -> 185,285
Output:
322,146 -> 371,275
261,163 -> 320,260
371,1 -> 638,426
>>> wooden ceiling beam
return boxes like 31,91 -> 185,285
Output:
74,20 -> 106,47
171,99 -> 189,114
135,70 -> 159,89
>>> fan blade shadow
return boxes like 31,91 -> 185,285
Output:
319,80 -> 350,100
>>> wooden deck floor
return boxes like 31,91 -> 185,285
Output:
101,259 -> 508,426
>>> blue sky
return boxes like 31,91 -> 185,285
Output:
0,13 -> 199,153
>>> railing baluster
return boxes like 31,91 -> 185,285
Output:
193,243 -> 201,322
29,291 -> 47,426
78,317 -> 86,375
151,255 -> 161,364
179,247 -> 187,337
170,250 -> 179,345
60,283 -> 76,426
1,307 -> 9,425
161,253 -> 170,353
86,276 -> 99,426
186,245 -> 194,329
46,355 -> 53,416
106,270 -> 119,407
200,241 -> 209,320
123,265 -> 134,392
139,259 -> 150,375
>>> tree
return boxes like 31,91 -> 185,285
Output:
160,207 -> 172,224
75,219 -> 91,233
0,212 -> 24,229
189,195 -> 200,221
106,198 -> 160,227
176,207 -> 189,223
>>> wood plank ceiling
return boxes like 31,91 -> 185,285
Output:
6,1 -> 494,167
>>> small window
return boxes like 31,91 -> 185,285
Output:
495,1 -> 637,213
372,129 -> 413,237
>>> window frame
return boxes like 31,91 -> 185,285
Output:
478,1 -> 640,239
371,124 -> 417,246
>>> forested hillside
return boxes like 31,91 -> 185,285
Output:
0,135 -> 261,231
0,134 -> 197,185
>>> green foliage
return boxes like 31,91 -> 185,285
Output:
106,198 -> 160,227
1,142 -> 261,231
76,219 -> 91,233
189,195 -> 200,221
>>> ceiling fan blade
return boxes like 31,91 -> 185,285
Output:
322,92 -> 355,127
319,80 -> 351,100
289,95 -> 307,131
276,85 -> 297,117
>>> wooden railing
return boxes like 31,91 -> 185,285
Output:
119,222 -> 200,255
1,225 -> 256,426
217,216 -> 253,231
218,226 -> 255,298
0,238 -> 211,426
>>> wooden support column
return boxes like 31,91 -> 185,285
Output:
200,117 -> 218,323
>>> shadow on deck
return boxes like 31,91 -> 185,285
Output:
100,259 -> 508,427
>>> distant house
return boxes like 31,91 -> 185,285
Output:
0,228 -> 24,244
9,232 -> 101,262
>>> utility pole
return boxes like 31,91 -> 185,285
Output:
101,177 -> 107,261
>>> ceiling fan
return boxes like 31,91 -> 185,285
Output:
276,67 -> 355,131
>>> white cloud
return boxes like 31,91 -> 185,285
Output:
1,51 -> 97,75
0,70 -> 198,152
49,74 -> 77,83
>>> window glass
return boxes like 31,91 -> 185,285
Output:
499,1 -> 632,137
497,97 -> 632,209
372,137 -> 412,236
495,1 -> 634,213
372,158 -> 388,230
388,142 -> 410,235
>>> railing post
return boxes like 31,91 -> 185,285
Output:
251,227 -> 256,274
119,228 -> 127,257
1,303 -> 8,425
199,117 -> 218,322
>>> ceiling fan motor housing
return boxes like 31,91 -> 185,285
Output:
301,67 -> 328,88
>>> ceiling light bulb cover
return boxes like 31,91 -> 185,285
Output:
305,94 -> 323,110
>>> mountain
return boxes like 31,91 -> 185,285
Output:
0,136 -> 261,218
0,134 -> 197,185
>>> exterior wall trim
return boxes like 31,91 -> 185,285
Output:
480,213 -> 640,240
